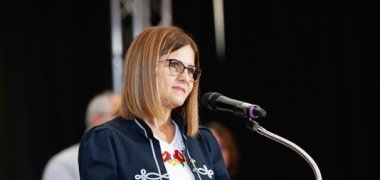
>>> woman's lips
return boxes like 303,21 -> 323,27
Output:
173,86 -> 185,93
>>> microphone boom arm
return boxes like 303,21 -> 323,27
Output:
246,120 -> 322,180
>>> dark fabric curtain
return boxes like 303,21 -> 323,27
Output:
1,0 -> 379,180
173,1 -> 379,180
0,1 -> 112,179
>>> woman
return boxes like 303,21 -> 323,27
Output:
78,26 -> 230,180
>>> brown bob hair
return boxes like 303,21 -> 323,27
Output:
114,26 -> 201,136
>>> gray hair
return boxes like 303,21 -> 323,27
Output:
84,91 -> 115,129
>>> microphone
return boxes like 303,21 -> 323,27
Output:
201,92 -> 266,119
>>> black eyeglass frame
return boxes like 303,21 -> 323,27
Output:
166,59 -> 202,82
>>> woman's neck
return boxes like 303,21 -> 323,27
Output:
147,118 -> 176,144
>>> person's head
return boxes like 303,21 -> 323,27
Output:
85,90 -> 121,130
115,26 -> 201,136
207,121 -> 240,177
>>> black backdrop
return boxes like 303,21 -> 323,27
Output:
1,0 -> 379,180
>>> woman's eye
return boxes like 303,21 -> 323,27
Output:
170,62 -> 181,70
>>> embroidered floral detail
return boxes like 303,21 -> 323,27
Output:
162,151 -> 171,163
162,150 -> 186,167
134,169 -> 169,180
173,150 -> 186,163
196,165 -> 214,178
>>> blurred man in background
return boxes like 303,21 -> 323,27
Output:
42,90 -> 121,180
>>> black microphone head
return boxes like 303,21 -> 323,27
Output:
201,92 -> 222,111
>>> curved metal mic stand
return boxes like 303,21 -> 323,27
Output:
245,120 -> 322,180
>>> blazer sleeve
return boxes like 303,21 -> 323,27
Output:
199,127 -> 231,180
78,126 -> 119,180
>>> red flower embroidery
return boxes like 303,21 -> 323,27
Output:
162,151 -> 171,162
173,150 -> 186,163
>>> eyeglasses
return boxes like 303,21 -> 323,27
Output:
165,59 -> 201,82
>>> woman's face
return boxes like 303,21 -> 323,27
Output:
158,45 -> 195,110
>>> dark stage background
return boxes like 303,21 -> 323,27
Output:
1,0 -> 379,180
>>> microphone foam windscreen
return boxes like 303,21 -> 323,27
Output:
201,92 -> 222,110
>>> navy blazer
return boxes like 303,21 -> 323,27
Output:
78,115 -> 230,180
